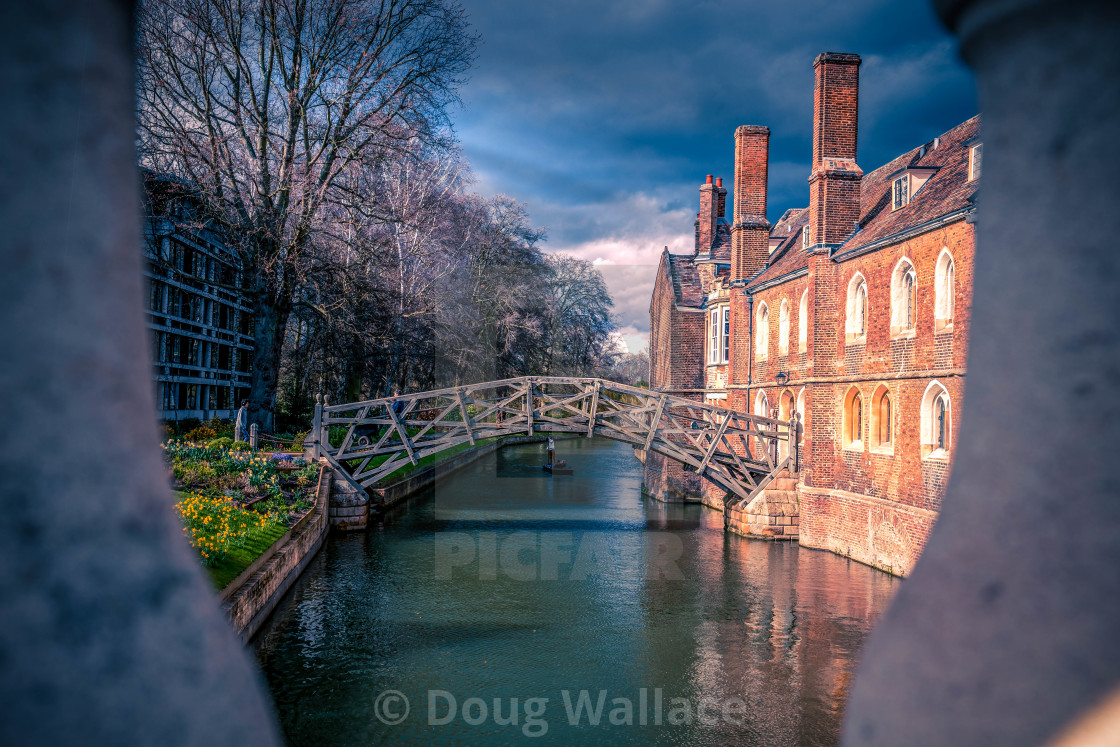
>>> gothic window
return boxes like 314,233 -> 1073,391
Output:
921,380 -> 952,458
846,274 -> 867,342
844,387 -> 864,447
798,290 -> 808,353
891,259 -> 918,336
756,303 -> 769,359
871,385 -> 893,451
778,299 -> 790,355
935,249 -> 956,330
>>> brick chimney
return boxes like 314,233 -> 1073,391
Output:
807,52 -> 863,249
731,125 -> 770,282
696,175 -> 720,254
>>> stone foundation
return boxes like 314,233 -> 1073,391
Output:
797,485 -> 936,577
725,472 -> 800,541
328,474 -> 369,531
641,449 -> 704,502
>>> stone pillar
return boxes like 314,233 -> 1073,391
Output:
842,2 -> 1120,745
0,0 -> 279,742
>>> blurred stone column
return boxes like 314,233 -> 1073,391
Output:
0,0 -> 279,743
843,1 -> 1120,745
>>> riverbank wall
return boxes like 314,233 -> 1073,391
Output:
222,463 -> 331,643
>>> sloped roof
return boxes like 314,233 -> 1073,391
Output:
663,250 -> 705,308
745,114 -> 980,290
747,208 -> 810,288
841,114 -> 980,254
710,219 -> 732,262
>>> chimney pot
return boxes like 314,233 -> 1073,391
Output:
706,174 -> 713,184
716,177 -> 723,188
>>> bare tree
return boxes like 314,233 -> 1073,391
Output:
542,254 -> 614,375
136,0 -> 477,430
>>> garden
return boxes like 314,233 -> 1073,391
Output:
163,419 -> 319,590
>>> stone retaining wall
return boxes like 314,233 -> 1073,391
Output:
222,463 -> 330,643
725,471 -> 800,541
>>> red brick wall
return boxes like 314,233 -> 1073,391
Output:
808,52 -> 862,248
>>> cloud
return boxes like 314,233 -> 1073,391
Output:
454,0 -> 976,355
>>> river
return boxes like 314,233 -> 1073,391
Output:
255,437 -> 898,745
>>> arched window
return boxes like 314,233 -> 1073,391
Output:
890,258 -> 917,336
778,389 -> 795,460
756,303 -> 769,359
843,386 -> 864,448
846,274 -> 867,342
935,249 -> 955,331
796,387 -> 805,424
870,384 -> 892,451
798,290 -> 808,353
920,380 -> 952,458
778,299 -> 790,355
754,389 -> 771,458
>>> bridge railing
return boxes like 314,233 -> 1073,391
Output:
311,377 -> 799,504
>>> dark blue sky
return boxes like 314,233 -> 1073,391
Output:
453,0 -> 977,352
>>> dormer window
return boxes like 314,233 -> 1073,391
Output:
969,143 -> 983,181
892,175 -> 909,210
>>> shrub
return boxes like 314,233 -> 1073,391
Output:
206,437 -> 234,452
204,417 -> 234,439
182,423 -> 218,443
231,440 -> 250,451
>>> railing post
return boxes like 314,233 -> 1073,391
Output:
249,423 -> 258,449
790,413 -> 800,474
320,395 -> 330,451
312,393 -> 323,459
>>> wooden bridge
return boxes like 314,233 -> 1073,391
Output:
310,376 -> 799,514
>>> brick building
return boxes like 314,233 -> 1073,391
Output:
142,173 -> 254,423
645,52 -> 980,576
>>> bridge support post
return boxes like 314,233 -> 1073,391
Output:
311,394 -> 323,459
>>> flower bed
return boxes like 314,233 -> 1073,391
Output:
164,439 -> 319,589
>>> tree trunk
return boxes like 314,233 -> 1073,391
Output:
248,277 -> 292,434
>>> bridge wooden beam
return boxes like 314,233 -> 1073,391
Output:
525,379 -> 534,436
642,395 -> 667,452
456,389 -> 475,446
697,411 -> 732,473
586,380 -> 601,437
385,401 -> 417,466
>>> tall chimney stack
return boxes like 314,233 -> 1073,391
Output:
731,125 -> 771,282
807,52 -> 863,249
696,175 -> 718,254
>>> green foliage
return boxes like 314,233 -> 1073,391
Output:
231,440 -> 250,450
207,436 -> 234,451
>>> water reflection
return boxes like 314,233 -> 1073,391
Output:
256,438 -> 897,745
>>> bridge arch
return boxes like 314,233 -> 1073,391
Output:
312,377 -> 798,510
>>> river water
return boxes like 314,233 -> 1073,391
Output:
255,438 -> 898,746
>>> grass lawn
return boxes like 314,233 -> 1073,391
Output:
173,490 -> 291,591
206,520 -> 289,590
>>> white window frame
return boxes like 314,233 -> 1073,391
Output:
890,257 -> 918,338
920,380 -> 952,459
778,299 -> 790,355
798,290 -> 808,353
969,143 -> 982,181
934,248 -> 955,331
845,273 -> 868,343
756,302 -> 769,360
721,305 -> 730,363
892,174 -> 910,210
708,308 -> 720,364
